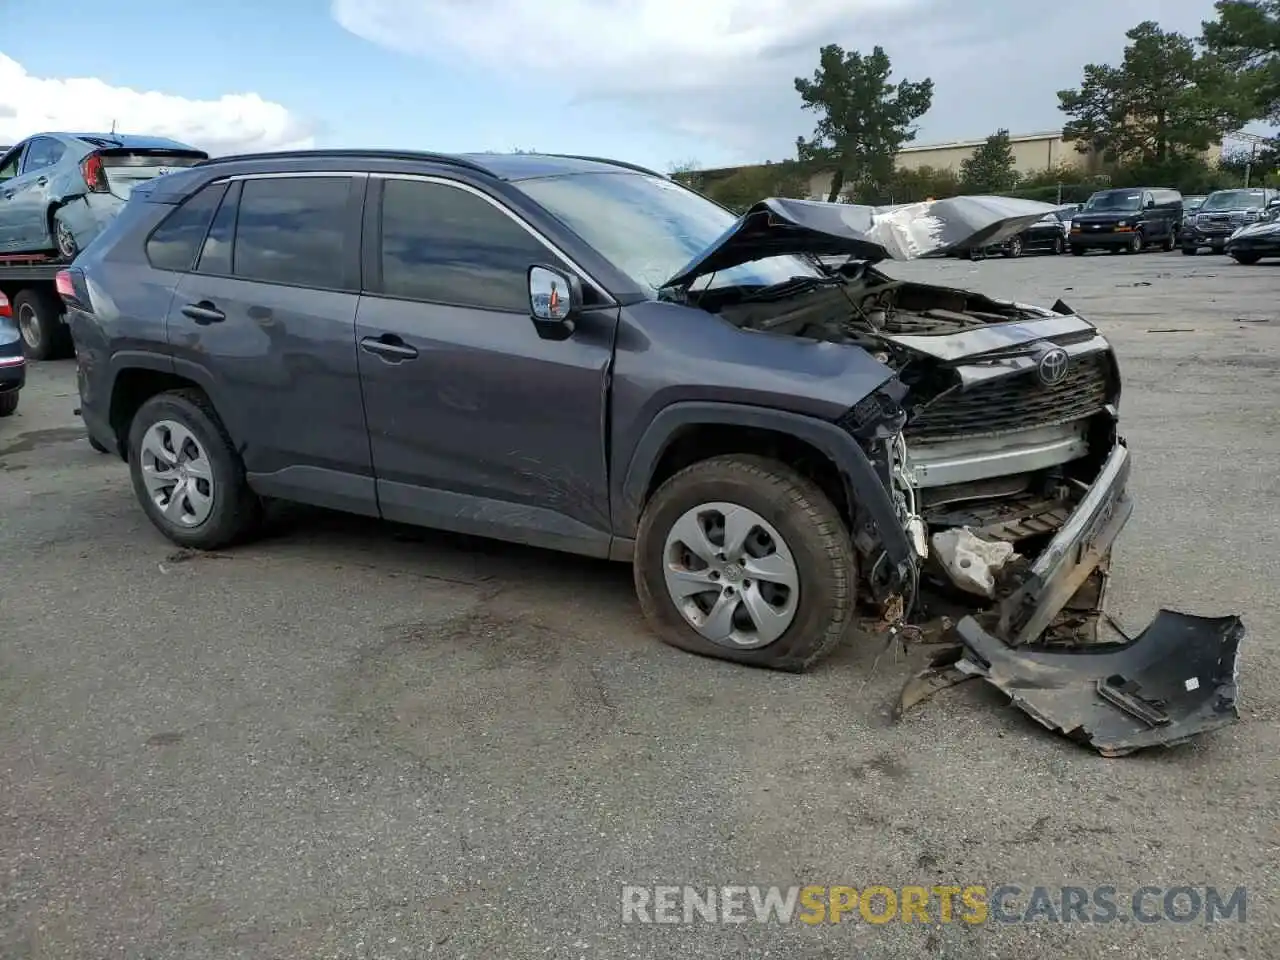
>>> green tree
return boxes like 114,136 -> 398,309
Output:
1058,21 -> 1245,165
959,129 -> 1020,193
1202,0 -> 1280,123
703,162 -> 809,213
667,159 -> 705,191
794,44 -> 934,202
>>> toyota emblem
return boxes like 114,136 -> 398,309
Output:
1038,347 -> 1070,385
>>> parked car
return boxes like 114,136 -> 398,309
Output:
0,289 -> 25,416
956,205 -> 1075,259
1180,187 -> 1279,255
0,133 -> 207,260
1224,201 -> 1280,264
1183,195 -> 1208,213
1068,187 -> 1182,254
57,151 -> 1241,754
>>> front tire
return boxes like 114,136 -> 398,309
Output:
1004,236 -> 1023,258
1232,252 -> 1261,265
1181,245 -> 1197,256
1052,236 -> 1064,255
127,389 -> 263,549
634,455 -> 856,672
0,391 -> 18,418
1126,231 -> 1144,253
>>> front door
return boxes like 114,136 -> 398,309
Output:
355,175 -> 618,556
166,172 -> 376,516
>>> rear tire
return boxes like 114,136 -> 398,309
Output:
52,209 -> 79,262
0,391 -> 18,418
1181,246 -> 1197,256
13,288 -> 71,361
1069,245 -> 1085,255
127,389 -> 263,549
1162,231 -> 1176,251
1232,252 -> 1261,265
634,455 -> 856,673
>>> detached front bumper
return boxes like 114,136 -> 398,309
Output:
900,441 -> 1245,756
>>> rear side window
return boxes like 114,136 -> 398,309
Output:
377,178 -> 561,312
23,137 -> 65,173
232,176 -> 351,288
146,182 -> 228,272
196,180 -> 241,276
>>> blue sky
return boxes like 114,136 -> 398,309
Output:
0,0 -> 1266,170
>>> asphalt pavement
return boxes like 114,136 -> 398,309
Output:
1,248 -> 1277,959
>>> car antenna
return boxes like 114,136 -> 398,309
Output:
109,119 -> 117,135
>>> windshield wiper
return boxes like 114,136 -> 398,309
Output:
736,274 -> 844,304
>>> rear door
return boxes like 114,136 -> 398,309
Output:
0,143 -> 26,250
167,172 -> 376,515
354,174 -> 618,554
11,137 -> 66,247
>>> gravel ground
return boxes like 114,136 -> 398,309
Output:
1,248 -> 1277,959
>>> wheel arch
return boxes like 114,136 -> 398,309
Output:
106,354 -> 220,459
614,401 -> 913,568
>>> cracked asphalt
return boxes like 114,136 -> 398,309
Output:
1,249 -> 1278,959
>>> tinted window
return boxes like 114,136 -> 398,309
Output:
379,179 -> 564,312
22,137 -> 65,173
232,176 -> 351,288
147,182 -> 228,272
197,180 -> 241,275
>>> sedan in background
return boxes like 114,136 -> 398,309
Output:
0,133 -> 207,260
1224,202 -> 1280,264
960,205 -> 1075,259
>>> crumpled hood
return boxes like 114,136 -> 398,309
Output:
662,195 -> 1061,289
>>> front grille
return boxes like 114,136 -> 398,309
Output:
904,353 -> 1112,442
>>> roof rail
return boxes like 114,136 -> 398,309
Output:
194,149 -> 494,176
545,154 -> 665,177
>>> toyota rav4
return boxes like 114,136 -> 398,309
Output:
61,150 -> 1243,755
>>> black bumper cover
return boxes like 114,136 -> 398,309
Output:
900,441 -> 1245,756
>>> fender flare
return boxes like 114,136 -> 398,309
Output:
106,351 -> 225,426
614,400 -> 913,567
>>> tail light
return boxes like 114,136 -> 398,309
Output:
0,291 -> 10,319
81,152 -> 110,193
55,269 -> 87,310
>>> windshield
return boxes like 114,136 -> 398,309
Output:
1201,190 -> 1266,211
1084,191 -> 1143,212
1185,196 -> 1206,210
515,171 -> 820,294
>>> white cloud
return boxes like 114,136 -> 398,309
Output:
0,55 -> 314,155
331,0 -> 919,99
331,0 -> 1227,162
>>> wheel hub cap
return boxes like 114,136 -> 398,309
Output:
661,502 -> 801,649
138,419 -> 215,527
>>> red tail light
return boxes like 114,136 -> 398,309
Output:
0,291 -> 10,319
55,269 -> 77,301
81,152 -> 110,193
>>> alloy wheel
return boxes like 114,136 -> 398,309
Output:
16,302 -> 42,353
138,419 -> 216,527
661,502 -> 800,649
55,220 -> 78,260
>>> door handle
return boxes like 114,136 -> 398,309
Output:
35,177 -> 47,186
181,302 -> 225,325
360,334 -> 419,362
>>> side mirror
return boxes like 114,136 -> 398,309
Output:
528,264 -> 581,337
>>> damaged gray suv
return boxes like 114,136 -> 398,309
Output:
63,150 -> 1243,755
